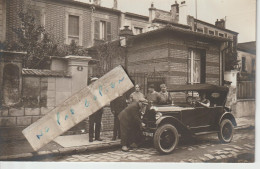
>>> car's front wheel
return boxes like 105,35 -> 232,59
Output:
153,124 -> 179,154
218,119 -> 234,143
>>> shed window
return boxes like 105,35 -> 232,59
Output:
188,49 -> 206,84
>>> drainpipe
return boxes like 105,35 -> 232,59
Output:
90,5 -> 95,47
220,42 -> 230,86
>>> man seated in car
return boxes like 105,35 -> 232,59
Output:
196,92 -> 210,107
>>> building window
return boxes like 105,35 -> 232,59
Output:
215,30 -> 218,36
252,59 -> 255,73
134,27 -> 143,35
99,21 -> 106,40
65,9 -> 83,46
197,28 -> 203,33
188,49 -> 206,84
204,27 -> 208,34
95,20 -> 112,41
242,57 -> 246,72
209,30 -> 214,35
219,33 -> 224,37
68,15 -> 80,44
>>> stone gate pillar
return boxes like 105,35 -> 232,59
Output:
65,55 -> 92,94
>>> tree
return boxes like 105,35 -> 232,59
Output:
12,5 -> 58,69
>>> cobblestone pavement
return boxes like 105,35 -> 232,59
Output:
42,129 -> 255,162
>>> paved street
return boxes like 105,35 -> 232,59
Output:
40,129 -> 255,162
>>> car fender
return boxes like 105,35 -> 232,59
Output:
219,112 -> 237,127
156,116 -> 191,134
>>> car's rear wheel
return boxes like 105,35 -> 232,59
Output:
153,124 -> 179,154
218,119 -> 234,143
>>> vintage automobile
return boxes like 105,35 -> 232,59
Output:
142,84 -> 237,154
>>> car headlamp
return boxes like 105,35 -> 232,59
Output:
150,106 -> 158,111
155,112 -> 162,120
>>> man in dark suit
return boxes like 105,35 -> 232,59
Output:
110,94 -> 127,140
118,98 -> 148,152
88,77 -> 103,142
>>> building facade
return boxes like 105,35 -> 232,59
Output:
2,0 -> 121,48
237,41 -> 256,78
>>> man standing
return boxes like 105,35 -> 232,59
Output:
118,98 -> 148,152
146,84 -> 161,105
88,77 -> 103,142
158,84 -> 172,105
110,94 -> 127,140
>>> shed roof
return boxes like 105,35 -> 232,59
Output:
128,25 -> 232,42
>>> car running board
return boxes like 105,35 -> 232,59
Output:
194,131 -> 219,136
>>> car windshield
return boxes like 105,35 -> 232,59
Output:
169,90 -> 226,107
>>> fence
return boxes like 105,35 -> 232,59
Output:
237,81 -> 255,99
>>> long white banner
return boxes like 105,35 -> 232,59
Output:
22,65 -> 133,151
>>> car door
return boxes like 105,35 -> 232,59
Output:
181,106 -> 217,133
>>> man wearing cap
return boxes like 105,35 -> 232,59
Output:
146,84 -> 161,105
158,84 -> 172,105
118,98 -> 148,152
88,77 -> 103,142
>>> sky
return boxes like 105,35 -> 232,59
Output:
79,0 -> 255,43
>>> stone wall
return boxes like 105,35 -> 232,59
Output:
0,104 -> 114,135
0,55 -> 115,135
234,100 -> 255,118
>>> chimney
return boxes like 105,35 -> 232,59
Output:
170,1 -> 179,22
179,1 -> 188,24
113,0 -> 118,9
119,26 -> 133,39
215,19 -> 226,29
149,2 -> 156,23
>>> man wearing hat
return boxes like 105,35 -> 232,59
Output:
88,77 -> 103,142
118,98 -> 148,152
146,84 -> 161,105
159,84 -> 172,105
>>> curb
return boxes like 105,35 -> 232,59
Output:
0,141 -> 121,161
235,125 -> 255,131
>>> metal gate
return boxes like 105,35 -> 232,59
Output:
129,72 -> 165,95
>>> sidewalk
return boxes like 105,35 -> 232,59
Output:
0,116 -> 255,161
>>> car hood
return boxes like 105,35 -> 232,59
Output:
150,105 -> 195,112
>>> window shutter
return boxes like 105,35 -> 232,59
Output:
106,22 -> 112,41
94,21 -> 100,40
